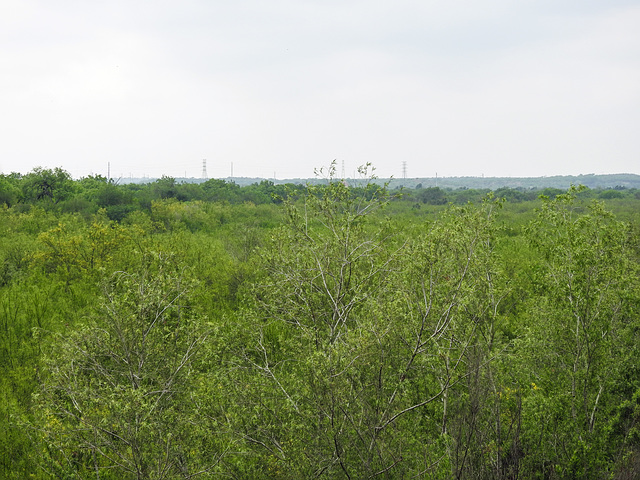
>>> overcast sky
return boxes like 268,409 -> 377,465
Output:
1,1 -> 639,180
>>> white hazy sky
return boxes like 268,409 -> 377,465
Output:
1,1 -> 639,180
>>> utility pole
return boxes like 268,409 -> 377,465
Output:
202,159 -> 208,180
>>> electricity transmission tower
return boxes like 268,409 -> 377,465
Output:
202,159 -> 208,180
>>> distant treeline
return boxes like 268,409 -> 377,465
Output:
383,172 -> 640,190
118,172 -> 640,190
2,167 -> 639,222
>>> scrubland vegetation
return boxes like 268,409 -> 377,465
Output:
2,165 -> 640,479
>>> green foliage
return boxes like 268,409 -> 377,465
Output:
2,167 -> 640,478
514,186 -> 638,477
0,174 -> 21,206
201,178 -> 241,203
32,259 -> 222,479
417,186 -> 448,204
228,165 -> 514,478
21,167 -> 75,205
